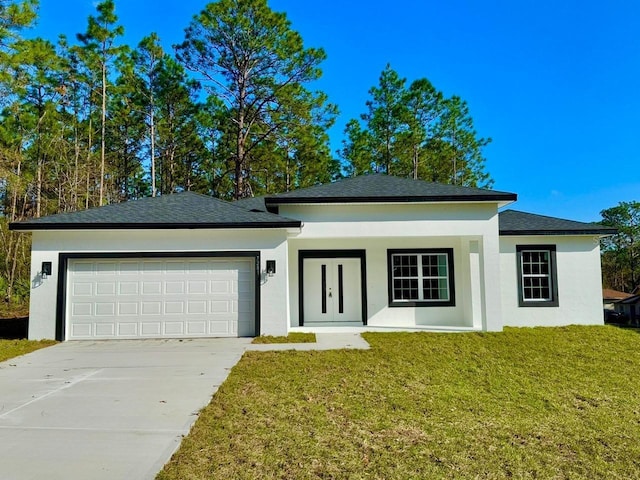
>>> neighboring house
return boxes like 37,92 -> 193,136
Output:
10,174 -> 615,341
615,295 -> 640,326
603,288 -> 632,310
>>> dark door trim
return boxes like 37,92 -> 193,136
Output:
298,249 -> 367,326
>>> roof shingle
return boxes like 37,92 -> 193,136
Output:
263,174 -> 517,205
499,210 -> 616,236
10,192 -> 301,231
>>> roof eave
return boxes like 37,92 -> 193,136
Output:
499,229 -> 616,236
265,194 -> 518,206
9,221 -> 302,231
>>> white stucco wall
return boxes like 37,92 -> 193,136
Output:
283,202 -> 504,331
499,235 -> 604,327
28,228 -> 291,340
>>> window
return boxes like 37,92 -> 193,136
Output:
387,249 -> 455,307
516,245 -> 558,307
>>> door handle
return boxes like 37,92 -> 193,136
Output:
328,288 -> 332,298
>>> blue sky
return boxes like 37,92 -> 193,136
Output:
29,0 -> 639,221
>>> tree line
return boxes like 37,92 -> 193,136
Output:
600,201 -> 640,294
0,0 -> 493,310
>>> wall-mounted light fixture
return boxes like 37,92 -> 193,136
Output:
41,261 -> 52,279
266,260 -> 276,277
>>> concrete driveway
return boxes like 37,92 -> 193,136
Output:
0,338 -> 251,480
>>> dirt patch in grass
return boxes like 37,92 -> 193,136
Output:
252,332 -> 316,344
0,339 -> 56,363
158,326 -> 640,479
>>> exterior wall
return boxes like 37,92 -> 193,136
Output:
499,235 -> 604,327
280,203 -> 501,238
28,229 -> 291,340
283,202 -> 504,331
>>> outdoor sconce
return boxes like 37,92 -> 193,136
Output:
266,260 -> 276,277
41,261 -> 52,279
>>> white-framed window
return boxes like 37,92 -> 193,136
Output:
387,249 -> 455,307
517,245 -> 558,307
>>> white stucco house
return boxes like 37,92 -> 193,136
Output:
10,174 -> 614,341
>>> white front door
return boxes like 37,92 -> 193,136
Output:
303,258 -> 362,323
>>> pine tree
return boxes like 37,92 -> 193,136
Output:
76,0 -> 125,205
176,0 -> 333,199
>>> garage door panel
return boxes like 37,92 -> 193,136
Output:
186,321 -> 206,335
142,261 -> 163,273
73,282 -> 93,296
95,303 -> 115,316
96,262 -> 117,274
187,300 -> 207,314
164,281 -> 184,294
141,301 -> 162,315
141,282 -> 162,295
118,282 -> 138,295
120,261 -> 140,274
163,322 -> 183,335
118,323 -> 137,336
210,280 -> 230,293
95,323 -> 115,336
141,322 -> 161,336
118,302 -> 138,315
71,323 -> 92,337
96,282 -> 116,295
74,262 -> 94,274
187,280 -> 207,294
67,257 -> 255,339
164,301 -> 184,314
165,261 -> 185,272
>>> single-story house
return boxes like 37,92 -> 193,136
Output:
603,288 -> 632,310
10,174 -> 615,341
615,295 -> 640,326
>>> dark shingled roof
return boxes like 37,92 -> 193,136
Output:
262,174 -> 517,205
10,192 -> 301,231
499,210 -> 616,236
233,196 -> 268,212
617,294 -> 640,305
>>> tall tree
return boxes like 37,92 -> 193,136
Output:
76,0 -> 124,205
175,0 -> 332,199
342,65 -> 493,188
600,201 -> 640,292
11,37 -> 65,217
153,55 -> 203,194
110,47 -> 146,201
362,64 -> 406,175
132,33 -> 163,197
438,95 -> 492,187
0,0 -> 39,308
397,78 -> 443,179
0,0 -> 37,107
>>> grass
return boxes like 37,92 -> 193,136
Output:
0,304 -> 29,318
251,332 -> 317,344
158,326 -> 640,479
0,339 -> 56,363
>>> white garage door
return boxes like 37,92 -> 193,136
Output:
66,257 -> 255,340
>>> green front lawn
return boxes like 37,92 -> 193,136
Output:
158,326 -> 640,479
0,339 -> 56,363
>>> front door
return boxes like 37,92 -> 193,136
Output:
303,258 -> 362,323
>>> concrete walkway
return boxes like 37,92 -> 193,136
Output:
0,333 -> 369,480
